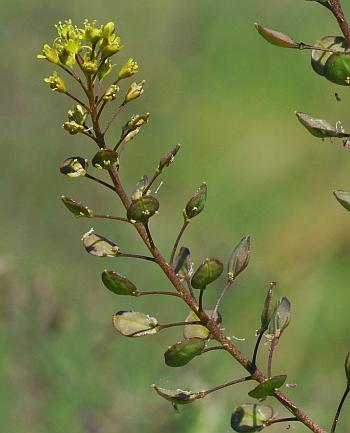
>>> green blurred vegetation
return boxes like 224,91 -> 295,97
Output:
1,0 -> 350,432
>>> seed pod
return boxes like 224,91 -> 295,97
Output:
158,144 -> 181,172
112,311 -> 159,337
153,385 -> 200,405
60,156 -> 88,177
102,270 -> 139,296
183,309 -> 221,340
325,53 -> 350,86
185,183 -> 207,219
61,196 -> 94,217
227,235 -> 250,281
231,404 -> 273,432
248,375 -> 287,399
311,36 -> 345,76
127,196 -> 159,223
164,338 -> 205,367
334,190 -> 350,211
191,258 -> 223,290
260,282 -> 277,332
268,297 -> 291,339
255,23 -> 299,48
92,149 -> 119,170
295,112 -> 350,138
82,229 -> 119,257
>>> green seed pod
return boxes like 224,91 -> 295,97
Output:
255,23 -> 299,48
61,196 -> 94,217
231,404 -> 273,432
227,235 -> 250,281
311,36 -> 345,77
191,257 -> 223,290
185,182 -> 207,219
183,309 -> 221,340
82,229 -> 119,257
248,375 -> 287,399
158,144 -> 181,172
102,22 -> 115,38
102,270 -> 139,296
92,149 -> 119,169
127,196 -> 159,223
153,385 -> 200,405
164,338 -> 205,367
260,282 -> 277,332
325,53 -> 350,86
334,190 -> 350,212
60,156 -> 88,177
112,311 -> 159,337
268,297 -> 291,339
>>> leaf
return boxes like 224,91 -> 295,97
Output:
248,375 -> 287,399
334,190 -> 350,211
268,297 -> 291,338
153,385 -> 200,404
191,257 -> 223,290
254,23 -> 299,48
112,311 -> 159,337
231,404 -> 273,432
92,149 -> 119,169
60,156 -> 88,177
325,52 -> 350,86
127,196 -> 159,223
185,182 -> 207,219
82,229 -> 119,257
61,195 -> 94,217
311,36 -> 345,76
164,338 -> 205,367
227,236 -> 251,280
183,309 -> 221,340
101,270 -> 139,296
295,112 -> 350,138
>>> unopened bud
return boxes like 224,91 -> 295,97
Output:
103,84 -> 119,101
102,22 -> 115,38
118,58 -> 138,79
44,71 -> 66,93
63,121 -> 85,135
124,80 -> 146,103
37,44 -> 60,64
82,61 -> 98,74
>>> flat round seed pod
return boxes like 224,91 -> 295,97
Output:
61,196 -> 94,217
112,311 -> 159,337
164,338 -> 205,367
191,258 -> 223,290
102,270 -> 139,296
127,196 -> 159,223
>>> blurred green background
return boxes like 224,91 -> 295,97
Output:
1,0 -> 350,432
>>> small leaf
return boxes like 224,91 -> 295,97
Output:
158,144 -> 181,172
295,112 -> 350,138
92,149 -> 119,169
82,229 -> 119,257
60,156 -> 88,177
185,182 -> 207,219
127,196 -> 159,223
231,404 -> 273,432
227,236 -> 251,280
248,375 -> 287,399
268,297 -> 291,338
164,338 -> 205,367
345,352 -> 350,382
153,385 -> 200,404
325,52 -> 350,86
334,190 -> 350,211
112,311 -> 159,337
260,282 -> 277,332
191,257 -> 223,290
254,23 -> 299,48
102,270 -> 139,296
173,247 -> 191,275
61,195 -> 94,217
311,36 -> 345,76
183,309 -> 221,340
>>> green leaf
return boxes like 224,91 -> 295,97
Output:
101,270 -> 139,296
183,309 -> 221,340
248,375 -> 287,399
268,297 -> 291,338
127,196 -> 159,223
254,23 -> 299,48
164,338 -> 205,367
60,156 -> 88,177
82,229 -> 119,257
311,36 -> 345,76
231,404 -> 273,432
92,149 -> 119,169
191,257 -> 223,290
325,52 -> 350,86
295,112 -> 350,138
334,190 -> 350,211
61,195 -> 94,217
153,385 -> 200,404
185,182 -> 207,219
227,235 -> 250,280
112,311 -> 159,337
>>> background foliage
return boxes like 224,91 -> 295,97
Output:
1,0 -> 350,432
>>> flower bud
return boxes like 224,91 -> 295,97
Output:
124,80 -> 146,103
101,43 -> 122,59
37,44 -> 60,64
103,84 -> 119,101
118,58 -> 138,79
81,61 -> 98,74
102,22 -> 115,38
227,235 -> 250,281
63,121 -> 85,135
122,113 -> 150,136
44,71 -> 66,93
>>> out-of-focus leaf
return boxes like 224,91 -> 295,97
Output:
112,311 -> 159,337
334,190 -> 350,211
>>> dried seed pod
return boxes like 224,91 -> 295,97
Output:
268,297 -> 291,339
255,23 -> 299,48
334,190 -> 350,211
153,385 -> 200,405
158,144 -> 181,172
295,112 -> 350,138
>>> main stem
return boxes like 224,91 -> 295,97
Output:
87,81 -> 326,433
329,0 -> 350,46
